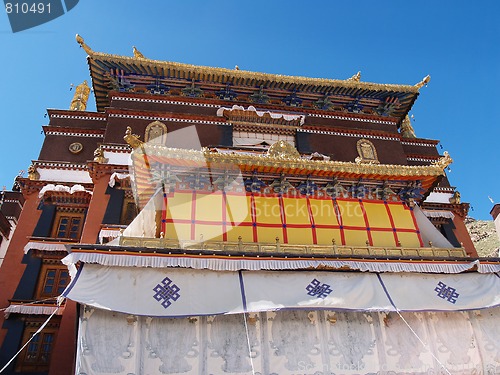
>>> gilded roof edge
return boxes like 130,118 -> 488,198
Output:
77,35 -> 423,94
132,146 -> 452,178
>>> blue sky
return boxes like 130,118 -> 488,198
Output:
0,1 -> 499,219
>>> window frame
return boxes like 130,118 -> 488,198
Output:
35,264 -> 70,299
50,210 -> 84,240
15,323 -> 59,373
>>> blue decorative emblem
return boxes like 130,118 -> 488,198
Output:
153,277 -> 181,309
434,281 -> 459,304
306,279 -> 333,299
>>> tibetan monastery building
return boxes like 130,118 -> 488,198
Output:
0,35 -> 498,375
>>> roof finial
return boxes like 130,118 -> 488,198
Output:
432,151 -> 453,170
75,34 -> 93,55
70,80 -> 91,111
235,65 -> 240,70
400,114 -> 416,138
124,127 -> 144,149
347,71 -> 361,82
133,46 -> 145,59
414,75 -> 431,89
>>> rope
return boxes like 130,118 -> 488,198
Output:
394,310 -> 452,375
242,312 -> 256,375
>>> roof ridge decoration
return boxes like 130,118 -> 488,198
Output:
76,34 -> 93,55
130,141 -> 453,178
132,46 -> 145,59
414,75 -> 431,89
347,71 -> 361,82
75,34 -> 430,94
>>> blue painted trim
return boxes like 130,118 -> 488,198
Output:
61,263 -> 84,298
238,270 -> 248,313
376,273 -> 397,309
0,318 -> 24,374
12,253 -> 42,300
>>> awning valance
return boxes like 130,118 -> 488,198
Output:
63,250 -> 496,273
63,264 -> 500,317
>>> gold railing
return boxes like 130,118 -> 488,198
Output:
119,237 -> 467,258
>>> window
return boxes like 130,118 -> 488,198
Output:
120,198 -> 137,225
51,211 -> 84,240
15,325 -> 58,373
232,130 -> 295,149
37,266 -> 70,298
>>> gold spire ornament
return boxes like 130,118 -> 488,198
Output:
133,46 -> 145,59
400,115 -> 416,138
347,71 -> 361,82
414,75 -> 431,89
75,34 -> 93,55
70,80 -> 91,111
124,127 -> 144,149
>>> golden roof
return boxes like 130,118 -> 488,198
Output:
76,34 -> 428,116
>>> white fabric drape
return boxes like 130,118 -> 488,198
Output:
38,183 -> 92,198
24,241 -> 71,254
4,304 -> 64,318
75,305 -> 500,375
413,205 -> 454,248
422,209 -> 455,219
63,251 -> 498,273
64,264 -> 244,317
232,137 -> 272,146
98,229 -> 122,244
120,190 -> 161,239
64,265 -> 500,317
216,105 -> 306,125
108,172 -> 130,188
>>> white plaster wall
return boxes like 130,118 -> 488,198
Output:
37,168 -> 92,184
424,192 -> 454,204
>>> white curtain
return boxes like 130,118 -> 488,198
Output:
414,205 -> 454,248
75,306 -> 500,375
64,265 -> 500,316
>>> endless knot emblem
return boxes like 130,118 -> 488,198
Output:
434,281 -> 459,304
153,277 -> 181,309
306,279 -> 333,299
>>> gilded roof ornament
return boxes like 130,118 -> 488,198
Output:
347,71 -> 361,82
267,140 -> 301,159
400,115 -> 416,138
414,75 -> 431,89
432,151 -> 453,170
449,191 -> 461,204
124,126 -> 144,149
133,46 -> 145,59
75,34 -> 94,55
93,147 -> 108,164
355,139 -> 379,164
27,165 -> 39,181
69,80 -> 91,111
